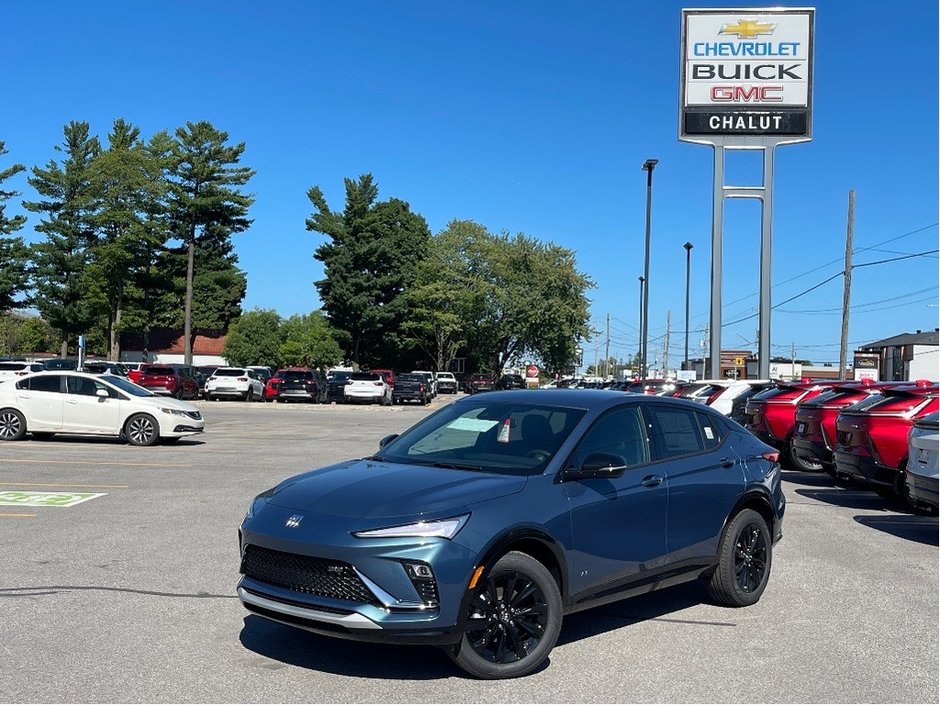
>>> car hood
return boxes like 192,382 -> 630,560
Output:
140,396 -> 199,413
265,459 -> 527,520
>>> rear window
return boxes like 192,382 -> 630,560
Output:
350,372 -> 380,381
330,371 -> 350,381
397,374 -> 423,382
142,366 -> 174,375
850,392 -> 933,415
0,362 -> 27,371
283,370 -> 313,381
471,375 -> 493,381
214,368 -> 246,376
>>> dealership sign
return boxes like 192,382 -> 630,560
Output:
680,8 -> 814,142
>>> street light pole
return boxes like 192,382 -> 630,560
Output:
640,159 -> 658,383
683,241 -> 693,372
638,275 -> 645,378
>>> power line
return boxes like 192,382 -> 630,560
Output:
777,285 -> 938,314
853,249 -> 939,268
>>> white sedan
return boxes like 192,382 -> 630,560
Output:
907,411 -> 939,513
344,372 -> 392,405
0,371 -> 204,446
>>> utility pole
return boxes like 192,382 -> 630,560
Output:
605,313 -> 610,379
663,310 -> 671,378
839,189 -> 855,380
791,341 -> 796,381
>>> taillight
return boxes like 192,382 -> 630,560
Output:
762,451 -> 780,462
346,379 -> 354,385
238,377 -> 248,382
373,382 -> 383,386
705,388 -> 724,405
419,384 -> 425,391
15,371 -> 28,376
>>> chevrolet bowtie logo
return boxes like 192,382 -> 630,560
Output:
720,19 -> 776,39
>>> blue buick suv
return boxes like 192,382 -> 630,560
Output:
238,390 -> 784,678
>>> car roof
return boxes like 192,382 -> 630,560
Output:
453,388 -> 727,413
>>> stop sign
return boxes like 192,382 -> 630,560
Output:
525,365 -> 539,378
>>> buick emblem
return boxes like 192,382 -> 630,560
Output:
285,514 -> 303,528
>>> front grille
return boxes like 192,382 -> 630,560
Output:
240,544 -> 377,605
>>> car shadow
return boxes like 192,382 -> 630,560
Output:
781,470 -> 836,487
25,435 -> 206,447
557,581 -> 734,646
794,487 -> 904,512
238,615 -> 456,680
238,582 -> 723,679
853,515 -> 939,546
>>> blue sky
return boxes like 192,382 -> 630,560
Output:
5,1 -> 938,366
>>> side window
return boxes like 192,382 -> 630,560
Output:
648,406 -> 704,459
66,376 -> 100,396
568,406 -> 650,469
28,375 -> 63,393
696,411 -> 724,450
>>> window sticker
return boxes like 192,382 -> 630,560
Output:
703,426 -> 715,440
446,418 -> 499,433
497,418 -> 512,443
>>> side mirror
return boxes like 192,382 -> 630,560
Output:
378,433 -> 399,449
96,389 -> 109,400
568,453 -> 627,480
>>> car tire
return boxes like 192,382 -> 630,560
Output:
788,440 -> 823,472
31,432 -> 56,441
245,388 -> 254,403
448,551 -> 562,680
124,413 -> 159,447
0,408 -> 27,441
705,508 -> 772,607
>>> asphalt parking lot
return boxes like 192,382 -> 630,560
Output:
0,399 -> 937,703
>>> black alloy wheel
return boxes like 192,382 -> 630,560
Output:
450,551 -> 562,679
0,409 -> 27,441
705,508 -> 772,607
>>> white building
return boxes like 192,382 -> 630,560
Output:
858,330 -> 939,382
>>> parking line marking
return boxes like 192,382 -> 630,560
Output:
0,458 -> 191,468
0,483 -> 129,489
0,513 -> 37,518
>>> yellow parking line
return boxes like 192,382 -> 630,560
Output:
0,482 -> 130,489
0,513 -> 36,518
0,458 -> 191,468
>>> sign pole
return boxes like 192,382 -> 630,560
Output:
758,145 -> 776,379
709,145 -> 724,381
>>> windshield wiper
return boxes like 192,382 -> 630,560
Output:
426,461 -> 484,471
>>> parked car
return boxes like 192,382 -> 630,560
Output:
412,370 -> 438,397
263,370 -> 284,401
247,366 -> 273,384
745,380 -> 837,470
675,381 -> 730,404
238,390 -> 784,679
326,370 -> 352,403
42,357 -> 79,371
274,367 -> 327,404
0,371 -> 203,445
701,380 -> 772,417
83,360 -> 129,376
136,365 -> 200,399
467,373 -> 495,394
205,367 -> 266,402
194,365 -> 219,394
497,373 -> 526,390
791,380 -> 898,476
435,372 -> 458,394
344,371 -> 392,405
906,411 -> 939,513
371,369 -> 396,390
833,381 -> 938,498
392,372 -> 431,405
0,361 -> 46,382
624,379 -> 685,396
728,381 -> 777,426
125,362 -> 145,383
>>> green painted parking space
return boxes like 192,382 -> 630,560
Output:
0,491 -> 106,507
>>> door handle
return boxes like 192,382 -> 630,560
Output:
65,400 -> 78,405
641,474 -> 663,488
720,457 -> 737,468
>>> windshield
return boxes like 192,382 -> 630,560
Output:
101,375 -> 155,397
377,401 -> 587,476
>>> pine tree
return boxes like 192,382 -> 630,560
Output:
0,140 -> 29,312
23,122 -> 101,355
168,121 -> 254,364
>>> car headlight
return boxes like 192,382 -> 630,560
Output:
159,407 -> 188,417
353,514 -> 469,540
